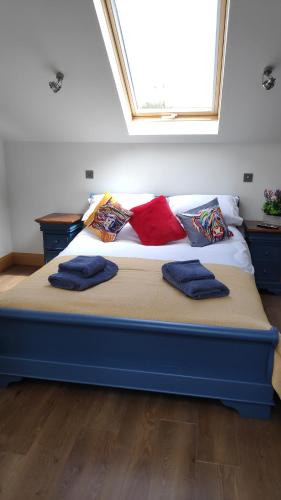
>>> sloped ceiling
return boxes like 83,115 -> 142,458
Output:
0,0 -> 281,143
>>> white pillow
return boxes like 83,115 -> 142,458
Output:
82,193 -> 155,221
168,194 -> 243,226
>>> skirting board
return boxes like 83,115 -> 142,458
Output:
0,252 -> 44,271
0,254 -> 14,272
12,252 -> 44,267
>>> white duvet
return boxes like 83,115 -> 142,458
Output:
60,225 -> 254,274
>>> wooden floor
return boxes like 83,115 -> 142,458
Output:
0,265 -> 38,293
0,266 -> 281,500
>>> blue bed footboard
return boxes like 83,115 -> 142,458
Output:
0,308 -> 278,419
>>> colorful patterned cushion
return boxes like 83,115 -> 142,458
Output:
129,195 -> 186,245
84,192 -> 132,242
178,205 -> 233,247
168,194 -> 242,226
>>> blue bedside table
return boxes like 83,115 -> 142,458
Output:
245,220 -> 281,295
35,213 -> 83,263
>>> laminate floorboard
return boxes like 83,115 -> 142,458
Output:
0,265 -> 38,293
0,266 -> 280,500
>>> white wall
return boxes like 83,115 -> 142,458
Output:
0,141 -> 12,257
4,142 -> 281,253
1,0 -> 281,144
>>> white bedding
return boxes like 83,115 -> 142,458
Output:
60,225 -> 254,274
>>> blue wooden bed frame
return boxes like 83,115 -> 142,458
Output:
0,307 -> 278,419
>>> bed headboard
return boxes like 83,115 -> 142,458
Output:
88,193 -> 241,208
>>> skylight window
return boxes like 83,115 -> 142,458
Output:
94,0 -> 228,134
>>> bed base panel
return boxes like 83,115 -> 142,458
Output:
0,374 -> 22,387
0,308 -> 278,420
221,400 -> 271,419
0,361 -> 274,420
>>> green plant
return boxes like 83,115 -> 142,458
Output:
263,189 -> 281,215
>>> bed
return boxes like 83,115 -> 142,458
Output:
0,213 -> 280,420
60,224 -> 254,273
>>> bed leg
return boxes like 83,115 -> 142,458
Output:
221,400 -> 272,419
0,375 -> 22,388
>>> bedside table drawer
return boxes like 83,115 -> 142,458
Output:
250,244 -> 280,262
36,213 -> 83,266
245,220 -> 281,294
44,234 -> 68,250
254,262 -> 281,282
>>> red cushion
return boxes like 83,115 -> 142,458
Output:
130,195 -> 186,245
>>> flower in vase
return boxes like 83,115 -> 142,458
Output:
263,188 -> 281,216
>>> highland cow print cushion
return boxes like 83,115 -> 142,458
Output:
178,205 -> 233,247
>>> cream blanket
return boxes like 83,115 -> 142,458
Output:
0,256 -> 280,395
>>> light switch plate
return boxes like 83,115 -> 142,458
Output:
85,170 -> 94,179
243,173 -> 253,182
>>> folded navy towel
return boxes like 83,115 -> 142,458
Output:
162,267 -> 229,300
162,259 -> 215,283
58,255 -> 107,278
48,261 -> 118,291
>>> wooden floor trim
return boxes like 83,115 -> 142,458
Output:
0,252 -> 44,271
12,252 -> 44,267
0,253 -> 14,272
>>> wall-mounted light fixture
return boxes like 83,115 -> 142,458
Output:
49,72 -> 64,93
262,66 -> 276,91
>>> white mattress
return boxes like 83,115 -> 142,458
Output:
60,225 -> 254,274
